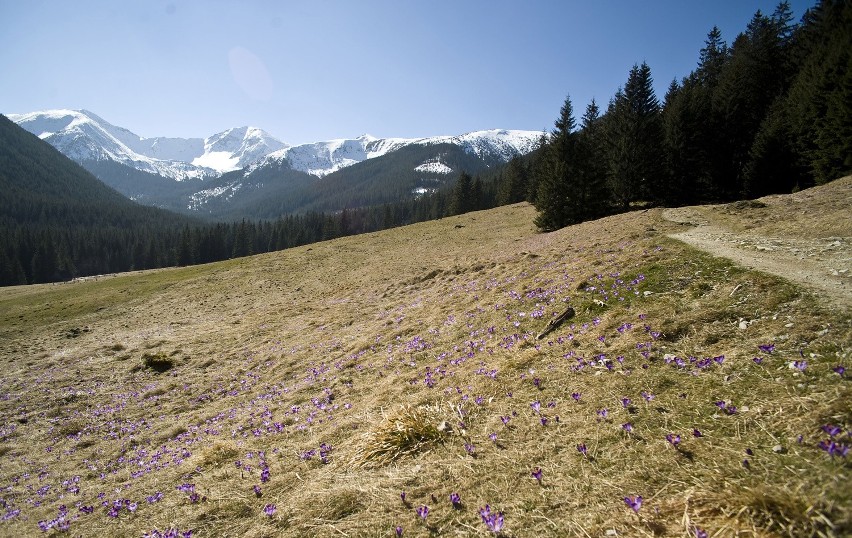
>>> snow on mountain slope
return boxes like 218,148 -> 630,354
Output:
193,126 -> 287,171
256,129 -> 541,178
8,110 -> 213,180
414,159 -> 454,174
8,109 -> 541,205
259,134 -> 411,177
7,110 -> 287,180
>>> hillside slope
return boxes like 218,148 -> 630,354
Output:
0,181 -> 849,537
664,176 -> 852,309
0,115 -> 201,283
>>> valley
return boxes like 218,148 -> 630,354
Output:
1,180 -> 848,537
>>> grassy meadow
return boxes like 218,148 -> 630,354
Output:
0,185 -> 849,537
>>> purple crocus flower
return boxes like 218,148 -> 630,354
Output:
263,503 -> 276,517
753,357 -> 763,364
818,440 -> 850,457
621,398 -> 631,408
450,492 -> 461,508
253,485 -> 262,497
531,467 -> 543,483
479,505 -> 504,533
400,491 -> 407,504
464,443 -> 476,455
622,423 -> 633,433
395,526 -> 403,537
758,343 -> 775,353
693,429 -> 703,438
695,528 -> 708,538
793,360 -> 807,371
822,424 -> 842,437
624,495 -> 642,513
666,433 -> 681,447
489,432 -> 498,442
571,392 -> 582,402
416,505 -> 429,520
530,401 -> 541,413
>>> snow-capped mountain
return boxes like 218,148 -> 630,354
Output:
9,109 -> 540,182
6,109 -> 542,219
256,129 -> 541,178
193,126 -> 287,172
7,109 -> 286,180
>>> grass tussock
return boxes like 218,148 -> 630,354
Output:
353,403 -> 450,467
679,485 -> 844,537
142,351 -> 175,372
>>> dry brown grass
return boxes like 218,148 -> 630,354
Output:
352,403 -> 452,467
0,182 -> 849,537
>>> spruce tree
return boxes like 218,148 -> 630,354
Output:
497,157 -> 529,205
449,171 -> 474,216
783,0 -> 852,184
697,26 -> 728,86
714,9 -> 793,197
575,99 -> 609,218
533,95 -> 577,231
605,63 -> 664,208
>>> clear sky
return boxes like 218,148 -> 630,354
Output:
1,0 -> 817,145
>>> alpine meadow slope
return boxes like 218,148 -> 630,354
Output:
0,179 -> 849,537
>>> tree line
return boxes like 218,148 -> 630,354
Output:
0,160 -> 505,286
523,1 -> 850,231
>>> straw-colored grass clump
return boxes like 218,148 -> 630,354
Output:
353,403 -> 451,467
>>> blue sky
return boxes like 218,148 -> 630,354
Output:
1,0 -> 816,144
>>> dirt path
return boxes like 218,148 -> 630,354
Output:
663,198 -> 851,311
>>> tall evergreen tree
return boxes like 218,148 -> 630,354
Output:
714,9 -> 793,197
534,95 -> 577,231
662,77 -> 718,204
449,171 -> 474,216
783,0 -> 852,184
574,99 -> 610,217
497,157 -> 529,205
697,26 -> 728,86
605,63 -> 664,208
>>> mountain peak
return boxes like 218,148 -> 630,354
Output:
8,108 -> 540,182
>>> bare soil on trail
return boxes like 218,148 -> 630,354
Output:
663,175 -> 852,310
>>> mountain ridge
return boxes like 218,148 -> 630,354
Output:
9,109 -> 540,180
8,109 -> 541,219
